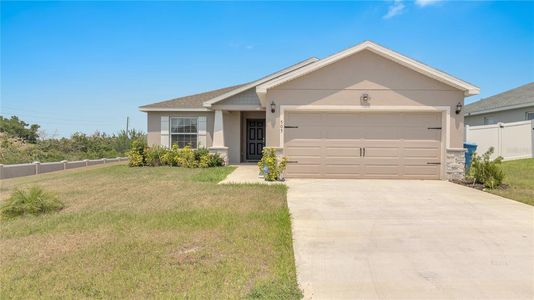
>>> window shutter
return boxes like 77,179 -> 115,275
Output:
197,116 -> 207,148
160,116 -> 170,147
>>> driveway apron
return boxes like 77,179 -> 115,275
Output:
287,179 -> 534,299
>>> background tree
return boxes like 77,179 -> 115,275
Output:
0,116 -> 40,143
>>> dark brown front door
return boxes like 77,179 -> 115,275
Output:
246,119 -> 265,161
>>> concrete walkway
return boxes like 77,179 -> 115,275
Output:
287,179 -> 534,299
219,164 -> 284,185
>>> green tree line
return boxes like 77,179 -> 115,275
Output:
0,115 -> 145,164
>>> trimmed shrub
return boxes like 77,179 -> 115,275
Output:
126,139 -> 146,167
468,147 -> 505,189
145,145 -> 167,167
0,186 -> 64,220
161,145 -> 179,166
175,146 -> 197,168
199,152 -> 224,168
258,148 -> 288,181
127,143 -> 225,168
194,148 -> 210,161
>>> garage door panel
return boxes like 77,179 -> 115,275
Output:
402,130 -> 440,140
285,147 -> 321,156
362,128 -> 400,140
324,140 -> 362,148
285,128 -> 322,140
364,147 -> 401,158
402,140 -> 440,148
325,147 -> 361,156
284,111 -> 442,179
364,165 -> 401,176
403,148 -> 440,158
325,127 -> 365,139
325,157 -> 362,165
290,156 -> 322,165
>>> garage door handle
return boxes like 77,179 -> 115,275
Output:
363,148 -> 366,157
427,127 -> 442,130
359,148 -> 362,157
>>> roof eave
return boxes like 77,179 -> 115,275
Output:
202,57 -> 319,108
464,102 -> 534,116
139,107 -> 211,112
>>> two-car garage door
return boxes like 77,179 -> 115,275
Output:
284,111 -> 443,179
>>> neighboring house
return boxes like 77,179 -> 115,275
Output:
140,41 -> 479,180
464,82 -> 534,126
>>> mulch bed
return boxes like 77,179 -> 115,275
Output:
451,178 -> 509,192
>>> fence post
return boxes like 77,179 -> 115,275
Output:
61,160 -> 67,170
498,122 -> 504,157
0,164 -> 4,180
33,161 -> 41,175
103,158 -> 107,164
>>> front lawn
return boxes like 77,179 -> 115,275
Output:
489,158 -> 534,206
0,165 -> 301,299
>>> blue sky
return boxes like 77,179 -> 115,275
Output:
2,1 -> 533,137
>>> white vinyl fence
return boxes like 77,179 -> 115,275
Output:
0,157 -> 128,180
465,120 -> 534,160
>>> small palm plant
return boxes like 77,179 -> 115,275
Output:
0,186 -> 64,220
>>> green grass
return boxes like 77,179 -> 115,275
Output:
0,164 -> 302,299
488,158 -> 534,206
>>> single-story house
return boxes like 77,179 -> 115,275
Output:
464,82 -> 534,126
140,41 -> 479,180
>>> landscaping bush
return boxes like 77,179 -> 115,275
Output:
144,145 -> 167,167
0,186 -> 64,220
161,145 -> 179,166
468,147 -> 505,189
258,148 -> 288,181
175,146 -> 197,168
126,138 -> 147,167
127,144 -> 224,168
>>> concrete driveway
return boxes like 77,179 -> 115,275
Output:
287,179 -> 534,299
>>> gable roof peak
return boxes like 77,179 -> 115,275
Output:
257,40 -> 480,98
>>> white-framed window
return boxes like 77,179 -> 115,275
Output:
526,112 -> 534,121
170,117 -> 198,148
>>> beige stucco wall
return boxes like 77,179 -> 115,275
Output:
223,111 -> 241,164
264,49 -> 467,149
147,111 -> 215,147
465,106 -> 534,126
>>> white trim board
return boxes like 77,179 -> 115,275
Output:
257,41 -> 479,100
139,107 -> 210,112
279,105 -> 451,180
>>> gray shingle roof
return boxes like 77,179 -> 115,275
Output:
464,82 -> 534,114
139,83 -> 248,110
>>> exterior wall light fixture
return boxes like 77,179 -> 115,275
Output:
360,93 -> 370,104
270,101 -> 276,113
455,102 -> 463,114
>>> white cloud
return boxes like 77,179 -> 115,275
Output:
415,0 -> 442,7
383,0 -> 405,19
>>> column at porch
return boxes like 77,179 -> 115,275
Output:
209,109 -> 229,164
